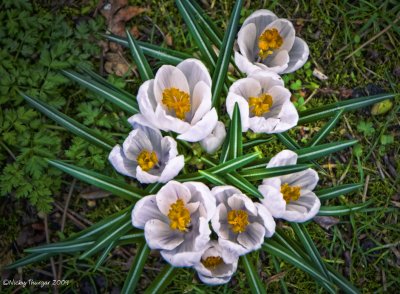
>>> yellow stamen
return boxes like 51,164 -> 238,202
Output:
201,256 -> 223,269
162,87 -> 191,120
258,28 -> 283,59
137,150 -> 158,171
168,199 -> 191,232
227,210 -> 249,233
248,93 -> 273,116
280,183 -> 301,203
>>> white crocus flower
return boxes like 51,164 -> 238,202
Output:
211,186 -> 276,263
129,58 -> 218,142
199,121 -> 227,154
235,9 -> 309,75
258,150 -> 321,222
108,123 -> 184,184
194,241 -> 238,285
226,71 -> 298,133
131,181 -> 216,267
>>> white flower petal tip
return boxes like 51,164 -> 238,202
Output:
194,241 -> 238,285
211,186 -> 276,261
199,121 -> 227,154
226,74 -> 298,134
235,9 -> 309,75
132,181 -> 216,267
259,150 -> 321,223
136,58 -> 216,142
108,122 -> 184,184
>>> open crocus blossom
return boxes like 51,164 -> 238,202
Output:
194,240 -> 238,285
199,121 -> 227,154
108,123 -> 184,184
258,150 -> 321,222
211,186 -> 276,263
132,181 -> 216,267
226,71 -> 298,133
235,9 -> 309,75
129,58 -> 218,142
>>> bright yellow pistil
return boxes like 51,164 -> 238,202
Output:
137,150 -> 158,171
227,210 -> 249,233
202,256 -> 223,269
280,183 -> 301,203
168,199 -> 191,231
258,28 -> 283,59
248,93 -> 273,116
162,87 -> 191,120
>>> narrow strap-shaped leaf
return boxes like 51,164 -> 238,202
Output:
94,240 -> 116,271
316,183 -> 363,201
262,241 -> 336,293
291,223 -> 331,282
242,255 -> 266,294
271,256 -> 289,294
296,140 -> 358,162
121,243 -> 150,294
25,238 -> 95,254
240,164 -> 311,181
325,264 -> 360,294
176,172 -> 204,182
225,172 -> 263,199
144,265 -> 178,294
307,110 -> 343,147
47,160 -> 144,201
219,127 -> 231,163
275,132 -> 301,150
102,34 -> 190,65
243,137 -> 273,149
187,0 -> 223,40
20,92 -> 115,150
117,232 -> 146,245
207,152 -> 261,175
211,0 -> 243,107
299,93 -> 395,124
61,70 -> 138,114
5,253 -> 54,270
199,170 -> 226,185
228,103 -> 243,159
175,0 -> 216,68
126,29 -> 154,81
144,182 -> 163,194
317,200 -> 372,216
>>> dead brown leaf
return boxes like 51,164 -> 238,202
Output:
314,216 -> 340,230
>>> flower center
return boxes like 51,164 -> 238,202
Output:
162,87 -> 191,120
137,150 -> 158,171
201,256 -> 223,269
227,209 -> 249,233
258,28 -> 283,59
248,93 -> 273,116
280,183 -> 301,203
168,199 -> 191,232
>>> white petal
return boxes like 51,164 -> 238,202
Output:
190,81 -> 212,124
265,19 -> 295,52
219,238 -> 247,263
237,222 -> 265,250
271,102 -> 299,133
248,116 -> 279,133
144,219 -> 184,250
177,58 -> 211,90
136,80 -> 158,128
235,51 -> 263,75
136,166 -> 159,184
122,129 -> 153,161
177,108 -> 218,142
267,150 -> 298,168
130,121 -> 163,153
226,92 -> 251,132
128,114 -> 158,132
184,182 -> 216,220
255,203 -> 276,237
229,77 -> 261,98
281,168 -> 319,191
160,136 -> 179,161
258,184 -> 286,219
242,9 -> 278,38
131,195 -> 165,229
211,185 -> 243,205
153,65 -> 190,104
249,71 -> 284,89
237,23 -> 257,60
158,155 -> 185,183
261,177 -> 281,189
269,85 -> 291,105
156,181 -> 192,215
267,49 -> 289,72
197,273 -> 232,285
200,121 -> 227,154
211,203 -> 225,237
283,37 -> 310,74
283,191 -> 321,222
161,248 -> 203,267
154,104 -> 191,133
108,145 -> 136,177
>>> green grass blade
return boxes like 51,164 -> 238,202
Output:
47,159 -> 144,201
275,132 -> 301,150
208,152 -> 261,175
144,182 -> 163,194
94,240 -> 116,270
272,256 -> 289,294
326,264 -> 360,294
242,255 -> 266,294
175,0 -> 216,68
199,170 -> 226,185
225,172 -> 263,199
291,223 -> 331,282
144,265 -> 178,294
20,91 -> 115,151
102,34 -> 190,65
5,253 -> 54,270
243,137 -> 273,149
126,29 -> 154,81
318,200 -> 372,216
61,70 -> 138,114
25,239 -> 95,254
307,110 -> 343,147
228,103 -> 243,159
240,164 -> 311,181
176,172 -> 204,182
296,140 -> 358,162
298,93 -> 395,124
211,0 -> 243,107
219,128 -> 231,163
122,244 -> 150,294
316,183 -> 363,201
